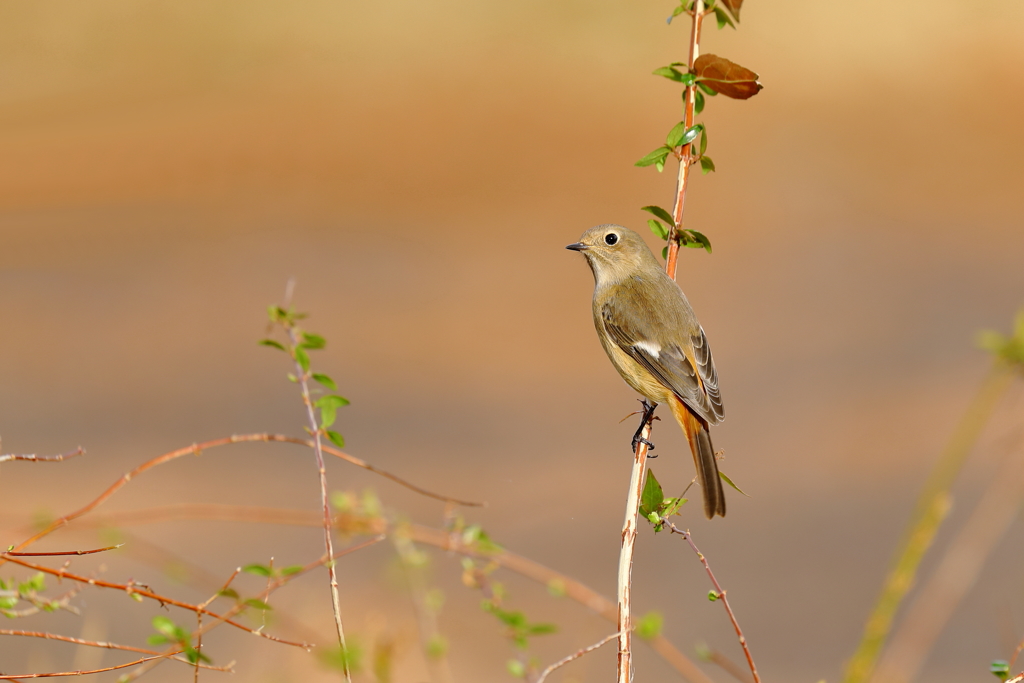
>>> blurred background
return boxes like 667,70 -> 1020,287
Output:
1,1 -> 1023,681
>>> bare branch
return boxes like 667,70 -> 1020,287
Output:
536,632 -> 621,683
662,518 -> 760,683
0,447 -> 84,464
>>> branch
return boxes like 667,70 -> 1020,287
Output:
5,432 -> 480,558
535,632 -> 621,683
0,630 -> 232,672
0,447 -> 84,464
4,545 -> 121,557
0,554 -> 312,648
281,322 -> 353,683
662,518 -> 760,683
617,407 -> 655,683
873,417 -> 1024,682
74,503 -> 716,683
843,362 -> 1016,683
666,0 -> 706,280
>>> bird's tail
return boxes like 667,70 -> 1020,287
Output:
669,398 -> 726,519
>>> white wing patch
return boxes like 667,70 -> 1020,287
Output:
633,340 -> 661,359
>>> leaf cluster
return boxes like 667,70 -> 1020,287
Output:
639,469 -> 688,532
978,310 -> 1024,368
260,307 -> 350,449
148,616 -> 211,665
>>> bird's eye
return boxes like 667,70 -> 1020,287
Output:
604,232 -> 619,246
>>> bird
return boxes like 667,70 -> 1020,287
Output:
567,224 -> 726,519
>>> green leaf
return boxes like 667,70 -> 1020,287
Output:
694,88 -> 705,114
280,565 -> 305,576
679,125 -> 701,147
655,159 -> 666,173
696,82 -> 718,96
647,219 -> 669,240
713,6 -> 735,29
507,659 -> 526,678
635,145 -> 672,168
708,590 -> 720,601
320,405 -> 336,429
426,634 -> 448,659
666,121 -> 688,147
316,395 -> 351,409
326,430 -> 346,449
151,616 -> 179,638
242,564 -> 273,577
219,588 -> 240,599
294,346 -> 311,373
661,246 -> 669,260
312,373 -> 338,390
300,332 -> 326,350
990,660 -> 1010,681
185,646 -> 212,664
635,611 -> 663,640
700,156 -> 716,174
258,339 -> 286,351
652,66 -> 686,83
526,623 -> 557,636
698,125 -> 708,156
641,205 -> 675,226
683,230 -> 713,254
147,634 -> 170,646
244,598 -> 273,611
719,470 -> 750,496
639,469 -> 665,519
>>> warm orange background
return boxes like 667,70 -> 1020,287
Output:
2,1 -> 1024,681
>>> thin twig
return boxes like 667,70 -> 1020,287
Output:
0,654 -> 221,679
4,545 -> 122,557
0,554 -> 311,648
281,322 -> 352,683
616,409 -> 655,683
4,432 -> 480,559
0,447 -> 84,464
0,631 -> 231,672
73,503 -> 716,683
703,647 -> 755,683
663,518 -> 760,683
536,632 -> 621,683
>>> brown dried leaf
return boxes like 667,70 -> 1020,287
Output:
693,53 -> 763,99
719,0 -> 743,20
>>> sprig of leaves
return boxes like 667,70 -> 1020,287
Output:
639,469 -> 688,532
261,306 -> 350,449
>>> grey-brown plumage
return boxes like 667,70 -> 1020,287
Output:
567,224 -> 726,518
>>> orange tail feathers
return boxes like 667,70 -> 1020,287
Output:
669,398 -> 726,519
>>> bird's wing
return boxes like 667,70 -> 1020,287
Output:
601,299 -> 725,425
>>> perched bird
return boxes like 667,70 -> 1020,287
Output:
567,225 -> 726,519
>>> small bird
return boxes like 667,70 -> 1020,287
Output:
567,225 -> 726,519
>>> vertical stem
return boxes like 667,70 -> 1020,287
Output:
666,1 -> 705,281
617,416 -> 654,683
286,326 -> 353,683
843,362 -> 1015,683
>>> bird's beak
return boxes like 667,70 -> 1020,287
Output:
565,243 -> 588,251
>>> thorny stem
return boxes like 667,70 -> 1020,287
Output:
283,323 -> 353,683
666,0 -> 706,280
662,518 -> 761,683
